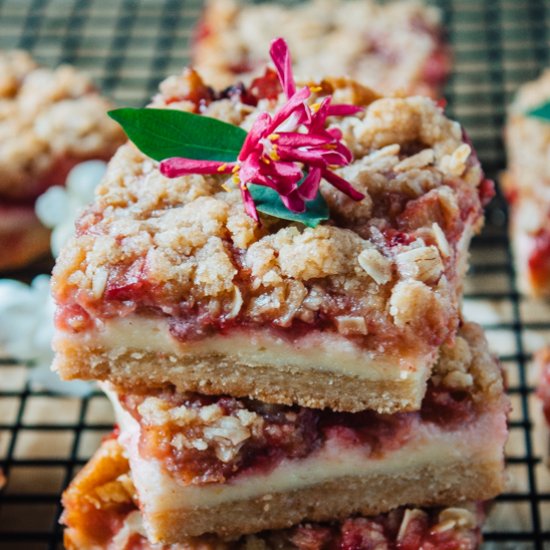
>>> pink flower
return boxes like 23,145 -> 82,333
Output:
160,38 -> 364,222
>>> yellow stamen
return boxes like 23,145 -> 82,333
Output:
310,102 -> 321,113
221,183 -> 231,192
269,133 -> 280,141
232,174 -> 240,185
217,163 -> 228,172
309,85 -> 322,93
269,149 -> 280,161
232,165 -> 240,174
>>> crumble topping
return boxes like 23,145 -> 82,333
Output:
194,0 -> 449,97
432,322 -> 504,399
0,50 -> 124,199
137,397 -> 264,463
53,69 -> 488,355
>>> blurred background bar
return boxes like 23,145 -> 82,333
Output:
0,1 -> 550,548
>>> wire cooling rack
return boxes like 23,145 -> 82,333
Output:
0,0 -> 549,548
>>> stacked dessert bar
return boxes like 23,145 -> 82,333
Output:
56,43 -> 508,548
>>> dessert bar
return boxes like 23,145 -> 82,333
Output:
503,70 -> 550,296
104,322 -> 507,541
194,0 -> 450,97
0,50 -> 124,270
52,69 -> 492,414
62,437 -> 485,550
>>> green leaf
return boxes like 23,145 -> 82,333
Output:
526,101 -> 550,122
249,184 -> 329,228
108,108 -> 247,162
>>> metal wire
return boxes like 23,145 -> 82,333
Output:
0,0 -> 549,548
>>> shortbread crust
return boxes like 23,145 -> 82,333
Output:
62,439 -> 485,550
194,0 -> 450,97
52,69 -> 491,414
106,323 -> 508,540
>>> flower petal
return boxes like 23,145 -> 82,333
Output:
239,112 -> 272,160
322,169 -> 365,201
269,86 -> 311,132
281,189 -> 306,213
269,38 -> 296,98
241,185 -> 259,222
160,158 -> 234,177
298,167 -> 322,201
327,104 -> 364,117
275,132 -> 333,148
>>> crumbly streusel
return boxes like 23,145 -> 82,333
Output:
0,50 -> 124,199
194,0 -> 449,97
52,69 -> 487,354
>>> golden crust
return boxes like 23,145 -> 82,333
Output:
55,342 -> 427,413
54,322 -> 504,416
146,459 -> 502,542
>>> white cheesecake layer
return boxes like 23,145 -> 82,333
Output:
58,316 -> 431,382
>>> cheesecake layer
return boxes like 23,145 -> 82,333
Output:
55,316 -> 432,413
52,68 -> 491,414
62,439 -> 485,550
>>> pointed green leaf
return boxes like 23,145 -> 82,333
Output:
249,184 -> 329,228
108,108 -> 247,162
526,101 -> 550,122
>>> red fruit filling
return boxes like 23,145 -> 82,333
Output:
287,506 -> 482,550
120,380 -> 478,486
